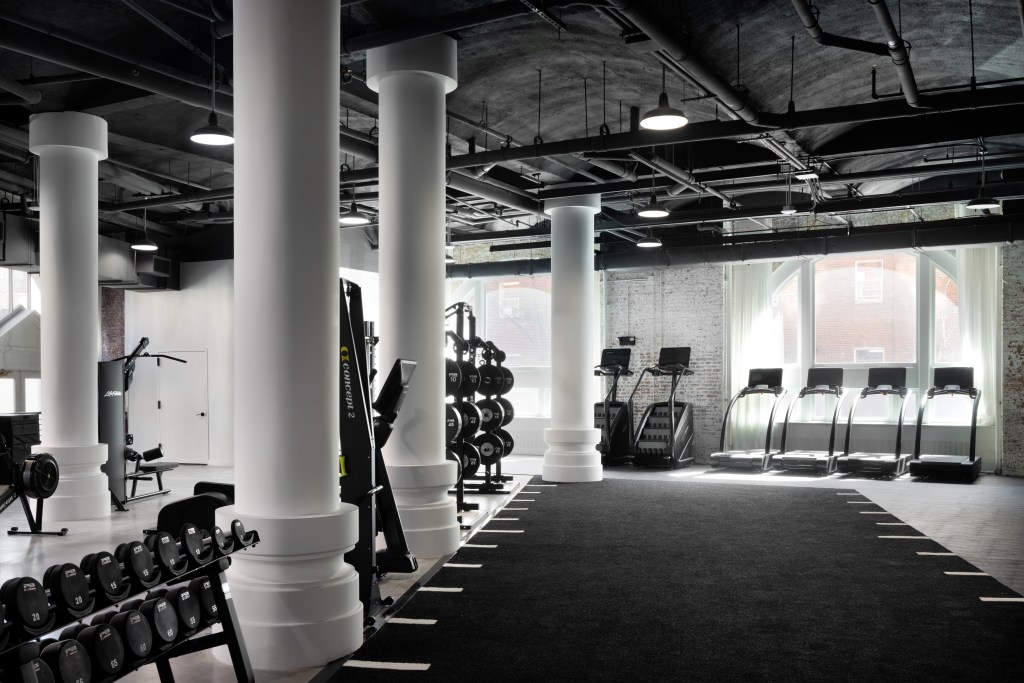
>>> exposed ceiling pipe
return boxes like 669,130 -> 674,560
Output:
446,216 -> 1023,276
448,172 -> 544,216
0,14 -> 233,114
789,0 -> 889,55
605,0 -> 761,124
0,167 -> 33,191
0,71 -> 41,104
629,151 -> 738,207
119,0 -> 220,74
101,187 -> 235,212
576,154 -> 638,181
868,0 -> 925,108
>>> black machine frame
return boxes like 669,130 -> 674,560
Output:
0,413 -> 65,536
594,348 -> 634,467
710,368 -> 787,470
837,367 -> 914,478
909,366 -> 983,481
775,368 -> 846,474
630,347 -> 696,469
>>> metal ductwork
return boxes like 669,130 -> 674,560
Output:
868,0 -> 924,108
0,71 -> 41,104
447,215 -> 1024,277
101,187 -> 235,213
629,151 -> 738,207
448,171 -> 544,216
790,0 -> 889,55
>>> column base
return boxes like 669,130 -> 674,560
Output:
543,428 -> 603,482
388,461 -> 460,557
32,444 -> 110,520
213,505 -> 364,671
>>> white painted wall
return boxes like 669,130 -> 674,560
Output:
125,260 -> 234,466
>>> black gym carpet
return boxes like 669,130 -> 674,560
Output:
316,478 -> 1024,682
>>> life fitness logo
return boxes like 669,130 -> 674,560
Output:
340,345 -> 355,419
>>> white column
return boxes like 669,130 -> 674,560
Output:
213,0 -> 362,671
367,36 -> 460,558
29,112 -> 110,520
543,195 -> 603,483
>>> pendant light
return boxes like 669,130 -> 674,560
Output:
190,26 -> 233,146
637,230 -> 662,248
780,164 -> 797,215
637,161 -> 669,218
640,65 -> 688,131
339,181 -> 370,225
132,202 -> 158,251
966,148 -> 999,210
445,218 -> 455,262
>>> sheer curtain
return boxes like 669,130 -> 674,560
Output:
729,263 -> 781,449
957,246 -> 1002,467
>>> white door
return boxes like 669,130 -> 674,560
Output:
156,351 -> 209,465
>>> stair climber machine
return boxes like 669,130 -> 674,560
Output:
594,348 -> 634,467
909,366 -> 983,481
774,368 -> 846,474
709,368 -> 787,470
836,367 -> 914,478
631,347 -> 696,469
338,280 -> 418,635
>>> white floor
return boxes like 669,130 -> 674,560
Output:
2,457 -> 1022,682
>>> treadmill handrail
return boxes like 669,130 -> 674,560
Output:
779,385 -> 846,455
649,363 -> 694,376
843,387 -> 915,458
718,386 -> 788,454
912,387 -> 982,462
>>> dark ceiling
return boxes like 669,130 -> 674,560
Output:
0,0 -> 1022,264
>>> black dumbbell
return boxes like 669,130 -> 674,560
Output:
1,576 -> 54,637
144,531 -> 189,577
498,366 -> 515,395
457,442 -> 481,479
230,519 -> 257,548
496,397 -> 515,426
91,609 -> 153,665
1,642 -> 51,682
206,525 -> 235,557
42,563 -> 93,620
15,656 -> 57,683
189,576 -> 220,625
494,428 -> 515,457
114,540 -> 161,590
80,551 -> 131,603
38,638 -> 92,683
458,402 -> 482,437
59,623 -> 124,680
121,596 -> 178,648
179,523 -> 215,566
147,584 -> 201,637
476,398 -> 506,432
476,364 -> 504,396
473,432 -> 505,466
445,358 -> 462,396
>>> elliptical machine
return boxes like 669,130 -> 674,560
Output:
594,348 -> 634,467
631,347 -> 696,469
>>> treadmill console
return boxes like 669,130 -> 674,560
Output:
596,348 -> 632,374
747,367 -> 783,389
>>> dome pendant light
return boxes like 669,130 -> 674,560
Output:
339,200 -> 370,225
637,192 -> 669,218
637,230 -> 662,248
190,26 -> 233,146
967,146 -> 999,210
780,163 -> 797,215
132,202 -> 158,252
640,65 -> 688,131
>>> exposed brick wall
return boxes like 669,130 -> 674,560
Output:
1002,244 -> 1024,477
100,287 -> 125,361
603,266 -> 725,463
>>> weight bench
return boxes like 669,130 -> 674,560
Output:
126,446 -> 178,500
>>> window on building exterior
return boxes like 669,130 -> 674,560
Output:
484,277 -> 551,367
934,269 -> 961,363
771,272 -> 799,365
854,348 -> 885,363
814,253 -> 917,364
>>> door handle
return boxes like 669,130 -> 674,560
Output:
196,412 -> 206,417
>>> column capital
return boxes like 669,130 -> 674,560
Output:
366,35 -> 458,94
544,194 -> 601,216
29,112 -> 108,159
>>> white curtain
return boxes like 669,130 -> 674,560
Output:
729,263 -> 781,449
957,247 -> 1001,467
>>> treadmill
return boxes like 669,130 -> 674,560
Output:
774,368 -> 846,474
836,367 -> 914,478
709,368 -> 787,470
909,366 -> 982,481
594,348 -> 634,467
631,347 -> 695,469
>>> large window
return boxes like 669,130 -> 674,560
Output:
814,252 -> 917,364
934,269 -> 961,363
0,267 -> 41,317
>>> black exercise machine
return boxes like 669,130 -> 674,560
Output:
338,280 -> 417,633
594,348 -> 634,467
709,368 -> 787,470
774,368 -> 846,474
631,347 -> 695,469
0,413 -> 65,536
836,367 -> 913,478
909,366 -> 983,481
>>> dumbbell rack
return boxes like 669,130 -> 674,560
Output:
445,302 -> 481,516
462,340 -> 513,495
0,526 -> 260,683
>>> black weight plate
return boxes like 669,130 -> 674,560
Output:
100,610 -> 153,662
78,623 -> 125,677
457,402 -> 482,437
476,364 -> 504,396
2,577 -> 49,632
142,597 -> 178,644
473,433 -> 505,466
190,576 -> 219,623
180,523 -> 208,564
40,640 -> 91,683
494,428 -> 515,457
146,531 -> 187,576
498,366 -> 515,396
458,442 -> 481,479
165,585 -> 201,634
21,658 -> 56,683
22,453 -> 59,499
84,551 -> 128,600
44,564 -> 92,616
231,519 -> 256,547
119,541 -> 159,588
210,526 -> 234,556
444,404 -> 462,444
445,358 -> 462,396
496,397 -> 515,426
457,360 -> 479,396
476,399 -> 505,432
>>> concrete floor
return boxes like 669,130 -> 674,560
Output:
1,457 -> 1021,682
